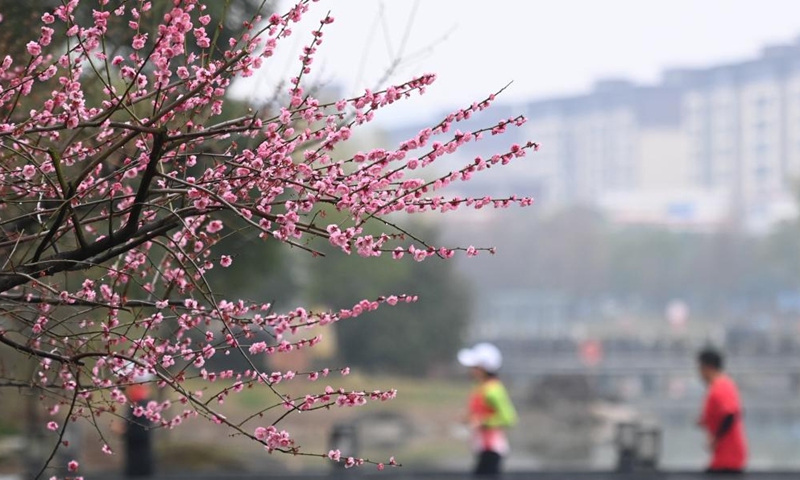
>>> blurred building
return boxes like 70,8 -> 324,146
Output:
524,41 -> 800,232
678,44 -> 800,232
388,36 -> 800,232
522,80 -> 683,207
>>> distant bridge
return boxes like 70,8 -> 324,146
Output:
503,352 -> 800,377
500,350 -> 800,412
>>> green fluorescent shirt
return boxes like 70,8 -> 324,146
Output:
482,380 -> 518,428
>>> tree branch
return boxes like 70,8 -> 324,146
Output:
0,380 -> 34,388
0,333 -> 76,365
0,292 -> 186,309
121,129 -> 167,237
34,371 -> 81,480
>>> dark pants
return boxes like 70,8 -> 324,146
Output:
474,450 -> 502,476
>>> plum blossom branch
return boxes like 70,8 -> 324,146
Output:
0,0 -> 537,470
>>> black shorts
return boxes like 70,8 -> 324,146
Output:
706,467 -> 744,475
474,450 -> 502,476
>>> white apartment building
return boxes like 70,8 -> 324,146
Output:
678,45 -> 800,232
522,81 -> 703,227
521,41 -> 800,231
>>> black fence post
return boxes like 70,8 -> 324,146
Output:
614,422 -> 639,472
329,422 -> 359,471
635,426 -> 661,471
615,421 -> 661,472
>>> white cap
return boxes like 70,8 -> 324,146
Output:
457,343 -> 502,373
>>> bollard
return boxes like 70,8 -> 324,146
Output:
635,426 -> 661,471
614,422 -> 639,472
614,421 -> 662,472
329,422 -> 359,470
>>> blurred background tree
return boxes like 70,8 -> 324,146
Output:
307,222 -> 472,374
0,0 -> 273,59
448,204 -> 800,318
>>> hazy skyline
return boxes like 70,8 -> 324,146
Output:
240,0 -> 800,125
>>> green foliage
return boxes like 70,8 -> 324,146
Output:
307,222 -> 471,374
207,213 -> 297,307
0,0 -> 271,58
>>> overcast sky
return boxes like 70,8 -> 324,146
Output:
240,0 -> 800,125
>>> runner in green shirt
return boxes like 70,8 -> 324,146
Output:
458,343 -> 518,475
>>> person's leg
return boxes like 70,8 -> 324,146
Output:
474,450 -> 502,476
705,467 -> 744,475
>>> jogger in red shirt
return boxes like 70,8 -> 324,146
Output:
697,348 -> 747,473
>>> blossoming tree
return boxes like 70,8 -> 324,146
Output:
0,0 -> 537,477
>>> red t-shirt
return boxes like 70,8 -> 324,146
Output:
701,375 -> 747,470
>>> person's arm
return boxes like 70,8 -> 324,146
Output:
715,413 -> 736,439
111,418 -> 126,435
482,383 -> 517,428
